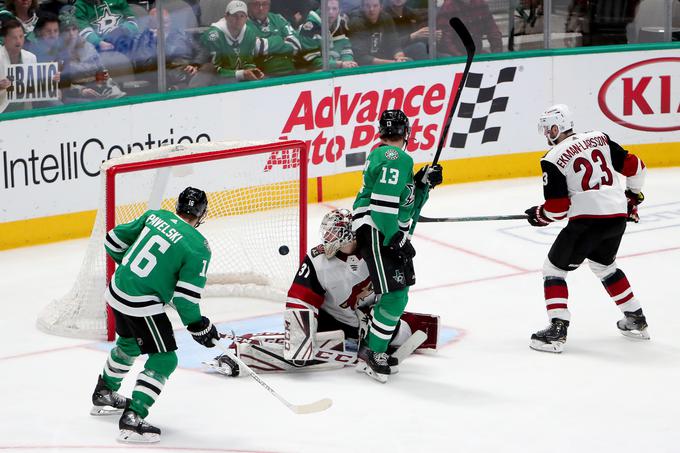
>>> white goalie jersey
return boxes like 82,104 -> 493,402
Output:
286,244 -> 374,327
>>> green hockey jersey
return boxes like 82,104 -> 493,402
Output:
248,13 -> 300,75
298,10 -> 354,70
200,18 -> 259,79
353,145 -> 428,245
73,0 -> 139,46
104,209 -> 211,326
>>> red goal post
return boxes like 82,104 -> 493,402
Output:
38,140 -> 308,341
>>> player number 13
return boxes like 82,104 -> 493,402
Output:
379,167 -> 399,185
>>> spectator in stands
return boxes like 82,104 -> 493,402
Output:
57,10 -> 125,103
74,0 -> 140,53
26,12 -> 61,62
0,0 -> 39,45
385,0 -> 434,60
437,0 -> 502,56
271,0 -> 315,27
580,0 -> 641,46
247,0 -> 302,76
132,7 -> 198,90
298,0 -> 357,70
193,0 -> 265,86
0,18 -> 37,112
349,0 -> 408,65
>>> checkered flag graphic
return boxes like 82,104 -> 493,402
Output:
449,66 -> 517,148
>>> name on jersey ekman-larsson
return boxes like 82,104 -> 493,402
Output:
555,135 -> 608,169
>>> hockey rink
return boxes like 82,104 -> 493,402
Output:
1,167 -> 679,452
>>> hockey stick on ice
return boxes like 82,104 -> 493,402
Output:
418,214 -> 528,223
392,330 -> 427,362
212,339 -> 332,415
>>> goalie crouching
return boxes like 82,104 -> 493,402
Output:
205,209 -> 438,376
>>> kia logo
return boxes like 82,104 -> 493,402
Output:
598,57 -> 679,132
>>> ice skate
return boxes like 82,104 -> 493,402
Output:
90,375 -> 129,416
359,345 -> 398,374
356,349 -> 391,383
118,405 -> 161,443
530,318 -> 569,353
617,308 -> 650,340
203,353 -> 241,377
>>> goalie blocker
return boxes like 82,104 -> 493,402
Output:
204,309 -> 439,376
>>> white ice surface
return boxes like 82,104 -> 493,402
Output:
1,168 -> 680,452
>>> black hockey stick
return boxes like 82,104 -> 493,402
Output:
418,214 -> 528,223
411,18 -> 475,234
432,17 -> 476,166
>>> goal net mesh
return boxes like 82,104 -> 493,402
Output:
37,140 -> 307,340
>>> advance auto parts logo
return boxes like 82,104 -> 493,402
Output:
598,57 -> 680,132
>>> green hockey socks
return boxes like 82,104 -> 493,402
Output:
102,336 -> 140,391
130,351 -> 178,418
367,288 -> 409,353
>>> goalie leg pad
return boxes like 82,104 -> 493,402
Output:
400,312 -> 439,350
284,309 -> 317,361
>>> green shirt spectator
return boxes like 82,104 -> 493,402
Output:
299,0 -> 357,70
247,0 -> 301,75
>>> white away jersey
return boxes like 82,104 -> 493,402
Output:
541,131 -> 640,220
286,244 -> 374,327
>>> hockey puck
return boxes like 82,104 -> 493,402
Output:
278,245 -> 289,255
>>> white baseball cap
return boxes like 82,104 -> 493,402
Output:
226,0 -> 247,15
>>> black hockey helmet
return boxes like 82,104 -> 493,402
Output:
176,187 -> 208,226
378,109 -> 410,143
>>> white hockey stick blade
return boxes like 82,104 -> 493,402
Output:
212,339 -> 332,415
291,398 -> 333,414
392,330 -> 427,362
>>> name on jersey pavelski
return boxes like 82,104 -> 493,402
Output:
146,214 -> 184,244
555,134 -> 608,169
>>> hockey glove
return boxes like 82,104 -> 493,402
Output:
388,231 -> 416,263
625,190 -> 644,223
187,316 -> 219,348
415,164 -> 443,189
525,205 -> 551,227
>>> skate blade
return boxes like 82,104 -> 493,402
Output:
529,339 -> 564,353
117,429 -> 160,444
620,329 -> 650,340
355,362 -> 388,383
90,405 -> 124,416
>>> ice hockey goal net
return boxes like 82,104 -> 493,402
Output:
37,140 -> 308,341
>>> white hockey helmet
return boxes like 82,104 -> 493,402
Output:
320,209 -> 355,258
538,104 -> 574,139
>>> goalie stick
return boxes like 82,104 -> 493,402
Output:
419,214 -> 528,223
212,339 -> 332,415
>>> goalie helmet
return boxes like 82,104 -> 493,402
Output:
176,187 -> 208,226
319,209 -> 354,258
378,109 -> 410,143
538,104 -> 574,143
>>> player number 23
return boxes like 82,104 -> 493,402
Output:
379,167 -> 399,185
573,149 -> 613,191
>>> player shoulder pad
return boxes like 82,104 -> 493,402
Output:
310,244 -> 325,258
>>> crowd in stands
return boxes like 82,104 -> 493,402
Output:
0,0 -> 669,111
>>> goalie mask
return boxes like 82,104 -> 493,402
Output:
320,209 -> 354,258
538,104 -> 573,145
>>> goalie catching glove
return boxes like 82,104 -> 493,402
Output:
625,190 -> 644,223
414,164 -> 443,189
187,316 -> 219,348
